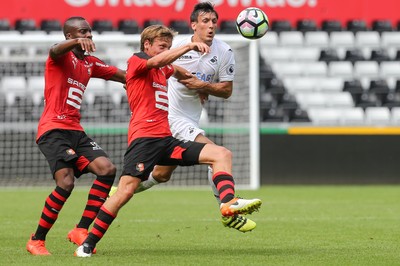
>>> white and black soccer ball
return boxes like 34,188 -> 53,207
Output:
236,7 -> 269,40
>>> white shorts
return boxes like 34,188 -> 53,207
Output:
169,117 -> 205,142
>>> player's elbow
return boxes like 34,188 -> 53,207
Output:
221,90 -> 232,99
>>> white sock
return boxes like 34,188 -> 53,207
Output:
208,166 -> 221,205
135,172 -> 159,193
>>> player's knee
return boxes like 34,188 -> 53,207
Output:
97,161 -> 117,176
215,146 -> 232,163
153,173 -> 171,183
152,169 -> 172,183
104,163 -> 117,176
55,174 -> 75,192
120,188 -> 134,202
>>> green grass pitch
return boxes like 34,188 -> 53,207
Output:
0,185 -> 399,265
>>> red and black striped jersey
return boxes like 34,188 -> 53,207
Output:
36,51 -> 117,141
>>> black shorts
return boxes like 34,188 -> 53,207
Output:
37,129 -> 109,178
121,136 -> 206,181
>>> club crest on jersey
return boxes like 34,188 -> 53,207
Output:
227,64 -> 234,75
66,148 -> 76,155
136,163 -> 144,172
87,67 -> 91,75
90,142 -> 102,150
209,56 -> 218,64
188,126 -> 195,135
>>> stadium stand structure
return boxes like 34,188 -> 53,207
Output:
118,19 -> 140,34
169,19 -> 191,34
3,17 -> 400,186
0,25 -> 259,188
259,18 -> 400,124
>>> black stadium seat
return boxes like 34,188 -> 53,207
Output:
343,79 -> 363,104
169,20 -> 190,34
219,20 -> 237,34
288,108 -> 311,122
344,49 -> 365,63
321,19 -> 342,33
319,49 -> 340,63
370,49 -> 391,63
278,92 -> 299,111
271,20 -> 292,33
92,19 -> 113,33
143,19 -> 163,28
372,20 -> 393,33
369,79 -> 390,104
15,19 -> 37,32
0,19 -> 11,31
262,107 -> 285,122
346,19 -> 368,33
296,19 -> 318,33
118,19 -> 140,34
40,19 -> 62,33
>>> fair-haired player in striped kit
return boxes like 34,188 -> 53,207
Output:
75,24 -> 261,257
117,2 -> 259,232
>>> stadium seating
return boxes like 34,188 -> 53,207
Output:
92,19 -> 114,33
304,31 -> 329,48
279,31 -> 304,46
271,20 -> 293,33
260,31 -> 278,46
319,49 -> 340,63
340,107 -> 365,125
0,19 -> 11,31
346,19 -> 369,33
169,20 -> 190,34
370,49 -> 391,62
143,19 -> 163,28
3,17 -> 400,125
330,31 -> 355,48
262,18 -> 400,125
296,19 -> 318,33
40,19 -> 62,33
344,48 -> 366,63
219,20 -> 237,34
118,19 -> 140,34
321,19 -> 343,33
26,76 -> 44,106
372,19 -> 393,33
365,107 -> 391,125
15,19 -> 37,32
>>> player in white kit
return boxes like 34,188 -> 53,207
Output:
123,2 -> 257,232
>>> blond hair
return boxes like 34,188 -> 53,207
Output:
140,25 -> 177,51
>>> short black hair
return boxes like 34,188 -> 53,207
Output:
190,2 -> 218,23
63,16 -> 86,35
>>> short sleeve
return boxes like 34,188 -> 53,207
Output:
89,56 -> 118,80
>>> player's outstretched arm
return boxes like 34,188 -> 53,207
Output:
179,78 -> 233,99
108,69 -> 126,84
50,38 -> 96,59
147,42 -> 210,69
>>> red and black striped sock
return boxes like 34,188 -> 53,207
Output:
77,175 -> 115,229
212,172 -> 235,203
32,186 -> 70,240
85,206 -> 116,247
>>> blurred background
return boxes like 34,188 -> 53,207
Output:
1,0 -> 400,187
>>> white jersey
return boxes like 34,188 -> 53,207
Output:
168,36 -> 235,129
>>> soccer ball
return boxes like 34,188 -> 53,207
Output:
236,7 -> 269,40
